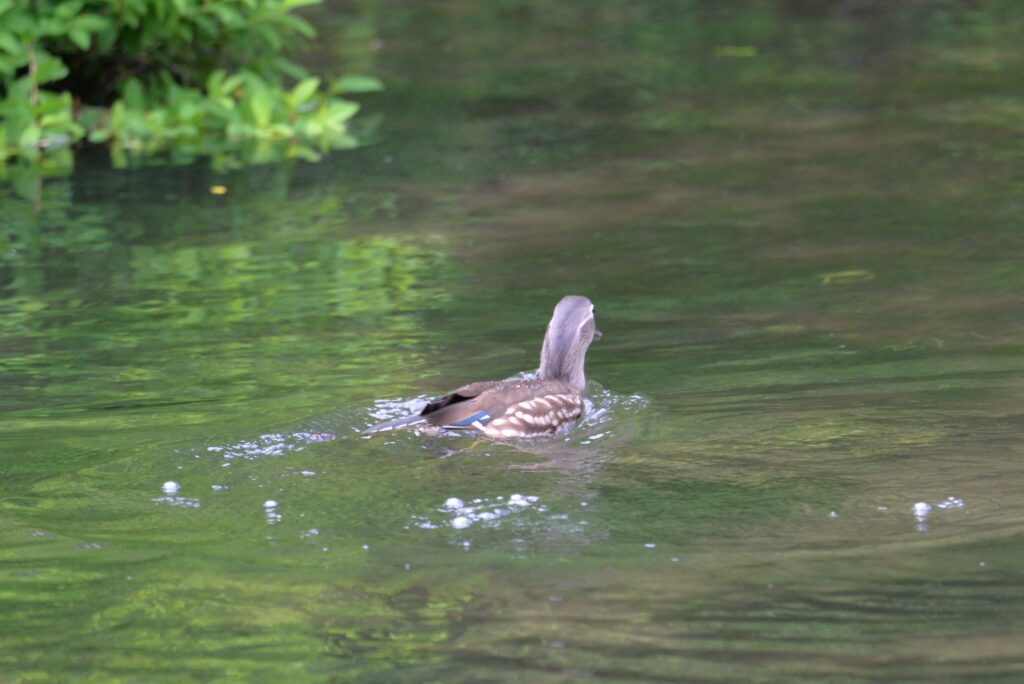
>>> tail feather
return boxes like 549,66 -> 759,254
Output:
364,413 -> 427,435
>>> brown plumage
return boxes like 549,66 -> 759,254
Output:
365,295 -> 600,438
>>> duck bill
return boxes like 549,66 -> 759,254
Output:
593,328 -> 603,341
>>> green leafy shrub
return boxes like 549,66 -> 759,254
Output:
0,0 -> 381,171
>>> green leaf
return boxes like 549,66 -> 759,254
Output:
17,124 -> 40,149
68,28 -> 91,50
192,13 -> 216,37
330,75 -> 383,94
88,128 -> 112,143
0,53 -> 23,72
254,22 -> 283,51
0,30 -> 22,57
288,143 -> 322,162
272,56 -> 308,81
38,18 -> 67,39
2,12 -> 33,35
122,78 -> 146,111
244,82 -> 273,128
34,51 -> 70,85
53,0 -> 86,21
209,4 -> 244,28
35,90 -> 72,116
109,100 -> 124,129
289,77 -> 320,105
280,14 -> 316,39
270,122 -> 294,138
73,13 -> 113,33
331,133 -> 358,149
222,75 -> 244,96
326,99 -> 359,122
206,69 -> 227,95
300,118 -> 323,137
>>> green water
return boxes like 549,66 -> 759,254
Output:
4,2 -> 1024,681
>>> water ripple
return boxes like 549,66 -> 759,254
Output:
205,431 -> 335,461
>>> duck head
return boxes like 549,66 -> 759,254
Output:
538,295 -> 601,392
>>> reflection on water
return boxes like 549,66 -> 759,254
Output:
3,1 -> 1024,681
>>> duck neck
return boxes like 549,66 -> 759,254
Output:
539,330 -> 586,392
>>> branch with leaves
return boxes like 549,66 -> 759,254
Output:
0,0 -> 381,171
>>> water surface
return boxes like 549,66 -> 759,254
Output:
3,2 -> 1024,681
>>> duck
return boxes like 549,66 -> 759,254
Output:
365,295 -> 601,438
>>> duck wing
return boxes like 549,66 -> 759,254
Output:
423,380 -> 576,430
366,380 -> 577,434
420,381 -> 505,428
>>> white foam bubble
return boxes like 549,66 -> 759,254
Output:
162,481 -> 180,494
202,431 -> 335,462
414,494 -> 544,532
153,496 -> 200,508
263,500 -> 281,524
